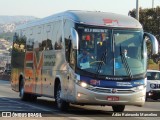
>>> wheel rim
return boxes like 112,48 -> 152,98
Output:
20,82 -> 24,98
56,86 -> 62,108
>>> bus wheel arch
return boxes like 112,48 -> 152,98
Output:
54,78 -> 69,111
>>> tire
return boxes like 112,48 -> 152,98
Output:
145,96 -> 148,101
55,83 -> 69,111
29,94 -> 37,102
112,105 -> 125,112
19,80 -> 28,101
153,98 -> 158,100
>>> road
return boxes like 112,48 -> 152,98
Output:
0,80 -> 160,120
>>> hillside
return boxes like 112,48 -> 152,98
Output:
0,15 -> 38,33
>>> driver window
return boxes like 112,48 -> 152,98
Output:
69,43 -> 76,69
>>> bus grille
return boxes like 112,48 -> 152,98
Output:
88,87 -> 135,94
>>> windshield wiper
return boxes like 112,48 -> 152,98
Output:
96,49 -> 107,78
120,45 -> 133,79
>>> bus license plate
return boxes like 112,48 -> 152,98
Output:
107,96 -> 119,101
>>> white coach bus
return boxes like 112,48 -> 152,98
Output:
11,10 -> 158,112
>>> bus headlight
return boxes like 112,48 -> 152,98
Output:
76,80 -> 93,89
132,85 -> 145,91
137,85 -> 145,90
77,81 -> 89,88
80,82 -> 88,88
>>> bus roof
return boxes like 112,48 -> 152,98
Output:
16,10 -> 142,30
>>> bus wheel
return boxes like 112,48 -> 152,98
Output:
19,80 -> 28,101
55,84 -> 69,111
145,96 -> 148,101
112,105 -> 125,112
153,98 -> 158,100
29,94 -> 37,102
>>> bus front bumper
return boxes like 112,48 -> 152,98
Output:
74,84 -> 146,106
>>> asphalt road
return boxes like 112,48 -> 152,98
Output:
0,80 -> 160,120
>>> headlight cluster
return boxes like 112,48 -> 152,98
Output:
132,85 -> 146,91
76,80 -> 94,89
137,85 -> 145,90
74,74 -> 93,89
76,81 -> 89,88
79,82 -> 88,88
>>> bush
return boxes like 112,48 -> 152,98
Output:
148,59 -> 155,64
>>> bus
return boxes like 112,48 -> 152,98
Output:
11,10 -> 158,112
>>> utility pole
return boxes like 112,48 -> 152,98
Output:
152,0 -> 154,8
136,0 -> 139,21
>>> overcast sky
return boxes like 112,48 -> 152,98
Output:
0,0 -> 159,18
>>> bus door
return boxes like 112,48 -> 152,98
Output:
67,41 -> 77,100
34,51 -> 43,95
41,50 -> 55,96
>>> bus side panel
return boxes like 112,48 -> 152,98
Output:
11,33 -> 26,92
11,68 -> 23,92
23,26 -> 40,95
11,31 -> 26,92
22,51 -> 32,93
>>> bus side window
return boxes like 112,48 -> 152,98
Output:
54,39 -> 62,50
41,39 -> 53,51
69,42 -> 76,69
65,38 -> 71,62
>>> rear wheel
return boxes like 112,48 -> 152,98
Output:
112,105 -> 125,112
153,98 -> 158,100
20,80 -> 37,101
55,83 -> 69,111
29,94 -> 37,102
19,80 -> 28,101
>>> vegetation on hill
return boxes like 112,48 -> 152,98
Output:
0,32 -> 14,41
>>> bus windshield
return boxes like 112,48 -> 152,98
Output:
76,25 -> 146,79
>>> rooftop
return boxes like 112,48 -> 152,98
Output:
17,10 -> 142,30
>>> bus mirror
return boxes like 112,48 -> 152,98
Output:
71,28 -> 79,49
144,32 -> 158,55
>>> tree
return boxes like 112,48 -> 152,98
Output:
129,7 -> 160,42
129,7 -> 160,64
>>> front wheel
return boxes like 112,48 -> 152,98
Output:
55,84 -> 69,111
153,98 -> 158,100
112,105 -> 125,112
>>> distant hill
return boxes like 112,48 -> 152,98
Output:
0,15 -> 38,33
0,15 -> 38,24
0,15 -> 38,41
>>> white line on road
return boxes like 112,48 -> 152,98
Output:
0,95 -> 58,112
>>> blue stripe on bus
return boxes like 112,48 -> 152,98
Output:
80,76 -> 145,89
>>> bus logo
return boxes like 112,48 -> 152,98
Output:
112,89 -> 117,93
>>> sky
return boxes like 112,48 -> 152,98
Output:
0,0 -> 160,18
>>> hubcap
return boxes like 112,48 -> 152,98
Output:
20,83 -> 24,98
57,87 -> 62,108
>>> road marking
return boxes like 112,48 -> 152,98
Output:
0,95 -> 58,112
68,117 -> 95,120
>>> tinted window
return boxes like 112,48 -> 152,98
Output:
147,72 -> 160,80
